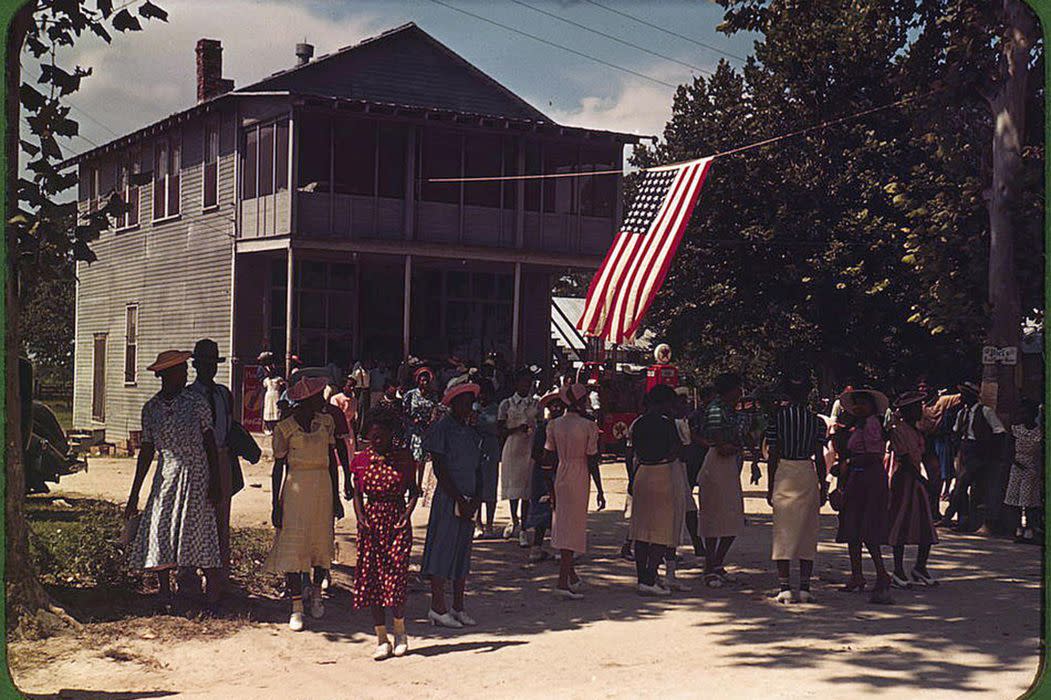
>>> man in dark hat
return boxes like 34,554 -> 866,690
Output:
941,382 -> 1008,533
189,338 -> 242,599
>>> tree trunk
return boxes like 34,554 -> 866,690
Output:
982,0 -> 1037,423
5,2 -> 52,631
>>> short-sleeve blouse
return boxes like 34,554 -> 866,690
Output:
273,412 -> 335,470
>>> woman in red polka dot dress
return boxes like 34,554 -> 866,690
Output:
352,408 -> 420,660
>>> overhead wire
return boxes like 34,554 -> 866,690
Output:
506,0 -> 712,76
582,0 -> 747,64
426,0 -> 678,88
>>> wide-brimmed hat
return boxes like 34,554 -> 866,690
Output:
539,389 -> 565,409
256,350 -> 274,364
415,366 -> 434,381
958,381 -> 980,397
894,391 -> 926,410
192,338 -> 225,364
838,388 -> 890,416
560,383 -> 588,406
442,382 -> 480,406
147,350 -> 192,373
287,376 -> 328,402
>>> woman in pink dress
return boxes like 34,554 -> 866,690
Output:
542,383 -> 605,599
329,375 -> 359,456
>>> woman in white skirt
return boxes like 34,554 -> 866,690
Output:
764,377 -> 827,603
629,385 -> 686,595
698,373 -> 746,588
499,369 -> 539,544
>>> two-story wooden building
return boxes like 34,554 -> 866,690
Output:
68,23 -> 639,440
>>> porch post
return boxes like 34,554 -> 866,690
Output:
285,243 -> 295,376
403,255 -> 412,358
512,261 -> 522,363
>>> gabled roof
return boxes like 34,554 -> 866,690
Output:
239,23 -> 550,122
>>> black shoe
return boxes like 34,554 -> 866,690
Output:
620,544 -> 635,561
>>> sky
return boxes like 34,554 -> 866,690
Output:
24,0 -> 757,161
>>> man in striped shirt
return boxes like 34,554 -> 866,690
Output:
764,377 -> 827,604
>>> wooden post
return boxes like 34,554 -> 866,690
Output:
512,262 -> 522,363
285,243 -> 295,376
403,255 -> 412,358
404,127 -> 416,240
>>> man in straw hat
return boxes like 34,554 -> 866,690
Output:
419,382 -> 484,628
188,339 -> 241,600
125,350 -> 224,614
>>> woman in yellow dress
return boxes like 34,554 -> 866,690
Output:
264,376 -> 345,631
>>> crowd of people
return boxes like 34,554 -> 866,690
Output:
122,340 -> 1044,661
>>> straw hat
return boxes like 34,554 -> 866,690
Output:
287,375 -> 328,402
442,382 -> 480,406
559,383 -> 588,406
838,388 -> 890,416
147,350 -> 192,373
538,389 -> 564,409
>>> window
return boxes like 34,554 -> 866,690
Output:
92,333 -> 107,422
524,143 -> 541,212
464,134 -> 501,207
243,128 -> 258,199
203,120 -> 219,208
544,147 -> 577,214
81,166 -> 98,212
579,146 -> 617,218
297,113 -> 330,193
334,119 -> 376,196
243,119 -> 290,199
421,129 -> 460,204
124,305 -> 138,384
377,124 -> 406,198
152,135 -> 181,220
113,150 -> 140,229
502,139 -> 517,209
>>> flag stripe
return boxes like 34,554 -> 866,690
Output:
577,156 -> 713,345
621,159 -> 712,341
604,163 -> 696,342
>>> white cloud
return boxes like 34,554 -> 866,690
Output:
27,0 -> 382,147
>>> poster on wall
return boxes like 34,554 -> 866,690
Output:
242,364 -> 264,433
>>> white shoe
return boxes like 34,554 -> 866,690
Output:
427,609 -> 463,628
555,587 -> 584,600
638,583 -> 670,596
309,595 -> 325,619
288,611 -> 305,631
798,590 -> 817,604
451,608 -> 477,626
775,589 -> 794,604
704,573 -> 724,589
503,523 -> 518,539
392,634 -> 409,657
373,642 -> 392,660
518,529 -> 531,548
569,578 -> 588,592
910,569 -> 939,587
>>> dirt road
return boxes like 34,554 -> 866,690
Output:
11,457 -> 1043,699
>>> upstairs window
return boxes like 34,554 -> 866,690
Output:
242,119 -> 289,199
203,119 -> 219,209
420,129 -> 460,205
152,135 -> 181,221
464,134 -> 501,208
114,150 -> 140,229
334,119 -> 376,196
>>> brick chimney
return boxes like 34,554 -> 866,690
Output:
196,38 -> 234,103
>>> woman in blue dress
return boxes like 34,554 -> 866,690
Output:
421,383 -> 483,629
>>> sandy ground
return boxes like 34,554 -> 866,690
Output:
11,456 -> 1044,699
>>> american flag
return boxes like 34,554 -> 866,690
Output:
577,157 -> 712,343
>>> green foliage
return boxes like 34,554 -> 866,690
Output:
633,0 -> 1042,394
20,248 -> 75,388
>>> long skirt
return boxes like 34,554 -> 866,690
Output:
1005,463 -> 1042,508
421,489 -> 474,580
771,459 -> 820,561
630,461 -> 684,547
835,454 -> 889,545
697,450 -> 744,538
264,467 -> 335,574
353,498 -> 412,609
500,431 -> 533,500
551,458 -> 591,553
887,468 -> 938,546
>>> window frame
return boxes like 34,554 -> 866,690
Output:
123,304 -> 138,386
113,149 -> 141,231
202,117 -> 220,211
91,332 -> 107,423
152,132 -> 182,223
242,117 -> 290,200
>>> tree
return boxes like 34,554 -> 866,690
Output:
19,213 -> 75,391
7,0 -> 167,631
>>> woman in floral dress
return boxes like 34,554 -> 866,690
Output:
125,350 -> 222,612
353,407 -> 420,659
1006,399 -> 1043,543
402,367 -> 443,502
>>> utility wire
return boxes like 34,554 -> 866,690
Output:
426,0 -> 677,88
425,90 -> 936,182
67,102 -> 121,138
507,0 -> 712,76
583,0 -> 747,64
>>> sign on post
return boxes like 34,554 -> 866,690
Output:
982,346 -> 1018,366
